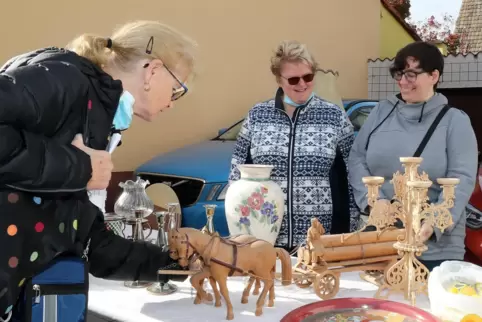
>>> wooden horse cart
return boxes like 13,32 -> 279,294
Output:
290,218 -> 405,300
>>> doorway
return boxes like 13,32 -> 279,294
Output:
438,87 -> 482,146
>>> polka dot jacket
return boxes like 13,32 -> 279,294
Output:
0,48 -> 184,316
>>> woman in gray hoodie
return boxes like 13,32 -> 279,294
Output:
348,41 -> 478,271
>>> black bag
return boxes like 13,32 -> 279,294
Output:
11,256 -> 89,322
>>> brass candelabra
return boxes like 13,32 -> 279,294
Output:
362,157 -> 459,306
202,204 -> 217,236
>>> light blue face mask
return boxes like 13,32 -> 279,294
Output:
113,91 -> 135,130
283,92 -> 315,107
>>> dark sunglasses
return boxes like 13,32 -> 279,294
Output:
391,69 -> 425,82
142,36 -> 189,101
282,73 -> 315,86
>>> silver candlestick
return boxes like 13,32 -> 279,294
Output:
147,211 -> 178,295
155,211 -> 169,250
124,211 -> 153,289
202,204 -> 217,235
132,210 -> 153,241
167,203 -> 180,230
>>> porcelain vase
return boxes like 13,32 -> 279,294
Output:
224,164 -> 284,244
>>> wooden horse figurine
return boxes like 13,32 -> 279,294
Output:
229,235 -> 262,296
201,235 -> 263,303
169,227 -> 292,320
169,234 -> 262,305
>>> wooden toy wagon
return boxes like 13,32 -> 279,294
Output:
291,217 -> 404,300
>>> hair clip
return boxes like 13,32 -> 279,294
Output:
146,36 -> 154,54
106,38 -> 113,49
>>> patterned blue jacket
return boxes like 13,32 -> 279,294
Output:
229,89 -> 360,248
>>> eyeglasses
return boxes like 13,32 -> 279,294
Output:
281,73 -> 315,86
391,69 -> 425,82
143,36 -> 189,101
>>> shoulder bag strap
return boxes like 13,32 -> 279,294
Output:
413,104 -> 451,158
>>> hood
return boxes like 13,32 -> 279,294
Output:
387,93 -> 448,122
136,140 -> 236,183
1,47 -> 123,114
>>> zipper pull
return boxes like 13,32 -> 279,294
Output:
82,238 -> 91,262
33,284 -> 41,304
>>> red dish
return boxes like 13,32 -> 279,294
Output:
280,298 -> 441,322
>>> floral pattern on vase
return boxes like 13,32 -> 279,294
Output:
235,187 -> 280,235
225,164 -> 284,244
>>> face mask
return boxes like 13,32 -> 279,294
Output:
113,91 -> 135,130
283,92 -> 315,107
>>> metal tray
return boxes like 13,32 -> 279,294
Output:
280,297 -> 440,322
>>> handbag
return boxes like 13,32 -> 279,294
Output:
11,257 -> 89,322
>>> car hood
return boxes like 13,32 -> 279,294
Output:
135,140 -> 235,183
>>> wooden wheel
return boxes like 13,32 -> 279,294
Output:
294,275 -> 312,289
314,271 -> 339,300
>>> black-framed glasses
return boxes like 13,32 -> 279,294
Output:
281,73 -> 315,86
142,36 -> 189,101
391,69 -> 425,82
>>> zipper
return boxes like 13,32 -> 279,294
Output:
83,100 -> 92,146
82,238 -> 91,262
280,108 -> 302,248
33,284 -> 41,304
32,283 -> 87,304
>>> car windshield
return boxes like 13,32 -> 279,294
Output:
350,106 -> 373,131
217,121 -> 243,141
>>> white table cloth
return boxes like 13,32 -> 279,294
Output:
88,257 -> 432,322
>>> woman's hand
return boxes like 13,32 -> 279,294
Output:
72,134 -> 113,190
417,221 -> 434,243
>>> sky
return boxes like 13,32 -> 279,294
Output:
409,0 -> 463,29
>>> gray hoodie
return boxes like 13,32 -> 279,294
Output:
348,93 -> 477,261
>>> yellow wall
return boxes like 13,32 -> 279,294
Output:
435,43 -> 448,56
0,0 -> 380,171
379,4 -> 416,59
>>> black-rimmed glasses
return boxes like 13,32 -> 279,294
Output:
143,36 -> 189,101
391,69 -> 425,82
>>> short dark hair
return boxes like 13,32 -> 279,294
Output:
390,41 -> 444,78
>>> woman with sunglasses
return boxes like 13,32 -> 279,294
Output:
0,20 -> 196,318
348,41 -> 477,271
229,40 -> 360,251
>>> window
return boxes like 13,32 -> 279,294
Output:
217,120 -> 244,141
349,106 -> 374,132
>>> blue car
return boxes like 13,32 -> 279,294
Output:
135,99 -> 378,236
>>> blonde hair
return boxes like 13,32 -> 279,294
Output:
270,40 -> 318,79
66,20 -> 197,76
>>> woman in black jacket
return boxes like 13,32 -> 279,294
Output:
0,20 -> 197,317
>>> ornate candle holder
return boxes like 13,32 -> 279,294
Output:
362,157 -> 459,306
147,211 -> 178,295
202,204 -> 217,235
